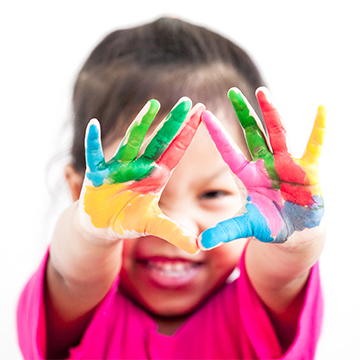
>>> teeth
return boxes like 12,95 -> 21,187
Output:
147,261 -> 196,278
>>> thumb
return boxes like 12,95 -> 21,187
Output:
144,207 -> 200,254
199,203 -> 274,250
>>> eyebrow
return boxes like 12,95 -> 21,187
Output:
200,165 -> 233,184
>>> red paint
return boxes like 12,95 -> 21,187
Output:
257,89 -> 314,207
127,166 -> 168,194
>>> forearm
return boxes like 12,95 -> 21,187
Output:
47,201 -> 123,321
245,221 -> 326,313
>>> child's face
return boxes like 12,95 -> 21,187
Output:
104,123 -> 249,318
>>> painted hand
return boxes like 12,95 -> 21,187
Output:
79,98 -> 205,254
199,87 -> 326,250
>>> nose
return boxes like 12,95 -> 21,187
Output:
159,204 -> 203,237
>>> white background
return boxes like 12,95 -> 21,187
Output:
1,1 -> 359,358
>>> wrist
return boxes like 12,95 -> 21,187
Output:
74,200 -> 123,246
50,201 -> 123,288
279,219 -> 326,254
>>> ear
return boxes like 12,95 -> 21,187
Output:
64,164 -> 84,201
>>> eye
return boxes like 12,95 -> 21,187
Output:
199,190 -> 229,200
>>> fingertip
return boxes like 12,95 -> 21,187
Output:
176,96 -> 192,112
201,110 -> 213,123
88,118 -> 100,126
187,103 -> 205,129
197,231 -> 222,251
256,86 -> 273,104
228,87 -> 240,97
132,100 -> 160,131
189,103 -> 206,121
139,100 -> 160,122
192,102 -> 206,114
202,109 -> 219,120
148,99 -> 161,113
85,118 -> 101,143
227,87 -> 242,103
87,118 -> 100,132
149,98 -> 160,106
315,105 -> 327,130
317,105 -> 327,118
201,110 -> 221,131
255,86 -> 269,96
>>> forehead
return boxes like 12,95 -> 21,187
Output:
161,122 -> 246,181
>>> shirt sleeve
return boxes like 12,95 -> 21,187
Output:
16,249 -> 122,360
17,249 -> 49,360
238,245 -> 324,360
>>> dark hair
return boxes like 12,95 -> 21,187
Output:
70,17 -> 266,173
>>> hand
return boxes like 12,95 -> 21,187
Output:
79,98 -> 205,254
199,87 -> 326,249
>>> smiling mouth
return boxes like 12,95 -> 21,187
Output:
139,258 -> 203,288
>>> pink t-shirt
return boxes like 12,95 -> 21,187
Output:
17,248 -> 323,359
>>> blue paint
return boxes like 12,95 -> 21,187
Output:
86,124 -> 109,187
86,168 -> 110,187
282,195 -> 324,232
200,197 -> 274,249
273,195 -> 324,243
200,194 -> 324,249
85,123 -> 157,187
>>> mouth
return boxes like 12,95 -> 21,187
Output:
138,257 -> 203,289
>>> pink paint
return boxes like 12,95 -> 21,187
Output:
202,111 -> 249,174
203,109 -> 283,236
250,192 -> 283,236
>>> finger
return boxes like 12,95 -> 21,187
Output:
159,103 -> 205,170
85,119 -> 105,172
115,99 -> 160,162
145,215 -> 199,254
118,190 -> 199,254
301,105 -> 327,164
228,87 -> 269,160
131,196 -> 199,254
199,217 -> 250,250
202,110 -> 249,176
141,97 -> 192,163
199,202 -> 274,250
256,87 -> 288,154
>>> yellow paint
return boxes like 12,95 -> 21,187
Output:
84,183 -> 198,254
293,105 -> 326,195
302,105 -> 326,164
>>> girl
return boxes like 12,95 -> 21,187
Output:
17,17 -> 325,359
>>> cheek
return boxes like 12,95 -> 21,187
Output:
206,240 -> 246,276
203,192 -> 243,227
120,239 -> 140,278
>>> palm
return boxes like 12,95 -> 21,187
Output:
80,99 -> 204,254
200,87 -> 326,249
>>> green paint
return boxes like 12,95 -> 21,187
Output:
228,89 -> 279,185
142,98 -> 191,162
106,158 -> 156,184
116,99 -> 160,162
103,99 -> 191,184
